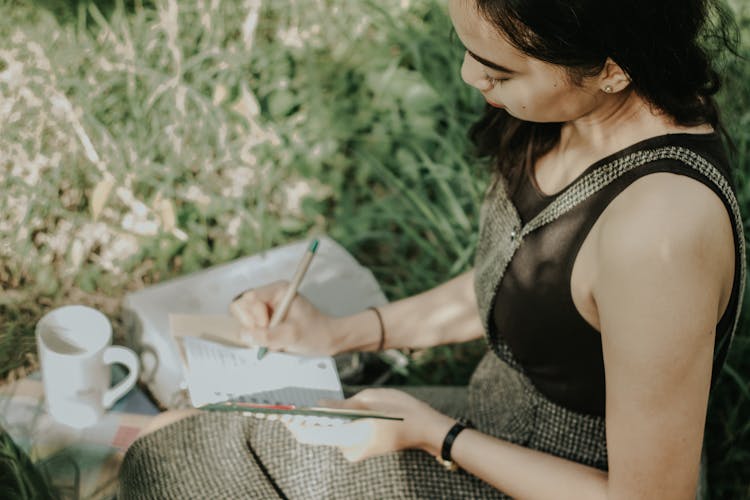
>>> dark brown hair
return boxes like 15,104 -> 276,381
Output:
468,0 -> 740,194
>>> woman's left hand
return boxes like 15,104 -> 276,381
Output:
285,388 -> 456,462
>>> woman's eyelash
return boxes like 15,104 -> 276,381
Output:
486,75 -> 509,85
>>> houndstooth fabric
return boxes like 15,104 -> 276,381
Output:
468,354 -> 608,470
120,147 -> 741,499
119,387 -> 510,500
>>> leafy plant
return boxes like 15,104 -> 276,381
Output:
0,429 -> 58,500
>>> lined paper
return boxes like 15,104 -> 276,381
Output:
181,336 -> 343,407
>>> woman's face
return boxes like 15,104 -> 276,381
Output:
448,0 -> 603,123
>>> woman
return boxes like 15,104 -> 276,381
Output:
120,0 -> 744,498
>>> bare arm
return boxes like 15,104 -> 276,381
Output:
230,268 -> 483,355
334,269 -> 485,352
593,174 -> 733,498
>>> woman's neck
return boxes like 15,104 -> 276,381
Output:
560,88 -> 714,160
533,89 -> 715,196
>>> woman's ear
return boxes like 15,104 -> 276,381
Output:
598,57 -> 631,93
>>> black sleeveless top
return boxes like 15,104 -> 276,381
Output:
490,132 -> 743,416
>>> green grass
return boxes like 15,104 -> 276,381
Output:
0,0 -> 748,497
708,3 -> 750,498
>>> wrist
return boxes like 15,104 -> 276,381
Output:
416,412 -> 457,458
331,310 -> 383,353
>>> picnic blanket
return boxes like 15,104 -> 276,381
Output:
0,369 -> 158,499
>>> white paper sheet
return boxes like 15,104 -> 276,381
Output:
181,336 -> 344,407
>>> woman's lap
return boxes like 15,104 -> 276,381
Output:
119,355 -> 612,499
118,410 -> 507,499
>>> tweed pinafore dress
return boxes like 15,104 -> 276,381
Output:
119,140 -> 745,499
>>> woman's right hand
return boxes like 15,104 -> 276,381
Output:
229,281 -> 342,356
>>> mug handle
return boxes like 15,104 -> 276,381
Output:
101,346 -> 140,409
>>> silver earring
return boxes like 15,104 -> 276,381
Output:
603,85 -> 614,93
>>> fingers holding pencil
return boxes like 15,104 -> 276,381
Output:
258,238 -> 319,358
230,282 -> 284,329
229,279 -> 338,356
230,280 -> 293,349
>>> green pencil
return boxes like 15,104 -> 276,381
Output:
200,401 -> 404,421
257,238 -> 319,360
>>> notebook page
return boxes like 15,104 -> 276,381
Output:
181,336 -> 343,407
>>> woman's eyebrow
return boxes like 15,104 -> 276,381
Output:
465,49 -> 517,74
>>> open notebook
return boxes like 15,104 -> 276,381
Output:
170,314 -> 401,423
170,314 -> 343,408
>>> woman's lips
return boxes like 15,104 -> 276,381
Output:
486,99 -> 504,108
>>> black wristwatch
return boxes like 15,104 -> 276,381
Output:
437,418 -> 472,471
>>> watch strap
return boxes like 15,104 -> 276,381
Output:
438,419 -> 472,470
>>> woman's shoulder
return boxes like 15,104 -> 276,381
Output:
592,166 -> 736,318
595,123 -> 734,248
599,169 -> 733,250
587,123 -> 734,238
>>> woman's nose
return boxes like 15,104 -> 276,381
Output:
460,52 -> 492,91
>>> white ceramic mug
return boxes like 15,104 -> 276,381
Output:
35,305 -> 139,429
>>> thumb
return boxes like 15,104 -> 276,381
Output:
316,398 -> 349,409
241,323 -> 294,352
321,394 -> 373,411
240,327 -> 271,348
240,330 -> 259,347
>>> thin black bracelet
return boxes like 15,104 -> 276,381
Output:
232,288 -> 253,302
440,419 -> 472,470
368,306 -> 385,351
